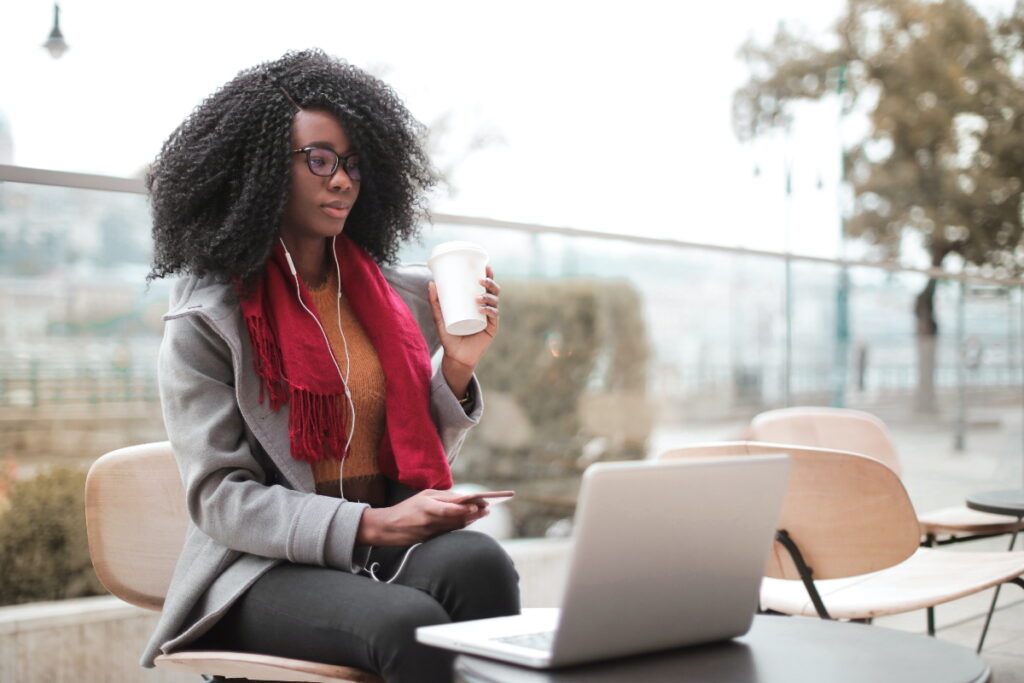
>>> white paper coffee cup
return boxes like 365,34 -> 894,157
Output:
428,241 -> 489,336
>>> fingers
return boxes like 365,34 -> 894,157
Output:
464,506 -> 491,526
432,499 -> 474,517
478,270 -> 500,329
420,492 -> 479,520
428,282 -> 440,309
435,499 -> 489,520
427,281 -> 447,333
480,272 -> 501,296
382,491 -> 492,544
477,302 -> 499,322
477,292 -> 500,306
423,501 -> 488,536
450,500 -> 490,526
424,491 -> 491,527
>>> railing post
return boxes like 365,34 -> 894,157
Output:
784,255 -> 792,407
29,358 -> 39,407
955,281 -> 967,452
832,266 -> 850,408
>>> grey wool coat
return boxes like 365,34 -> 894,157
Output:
141,263 -> 483,668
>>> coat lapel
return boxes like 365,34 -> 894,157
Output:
230,304 -> 316,492
168,277 -> 316,493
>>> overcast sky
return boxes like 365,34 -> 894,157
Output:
1,0 -> 1015,259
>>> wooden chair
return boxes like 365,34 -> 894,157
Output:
657,441 -> 1024,652
748,407 -> 1024,545
84,442 -> 383,683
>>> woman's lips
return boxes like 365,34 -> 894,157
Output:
321,203 -> 351,219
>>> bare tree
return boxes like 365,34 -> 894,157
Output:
734,0 -> 1024,412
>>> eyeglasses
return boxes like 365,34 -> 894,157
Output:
292,146 -> 362,182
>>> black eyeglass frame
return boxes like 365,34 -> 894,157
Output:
292,146 -> 362,181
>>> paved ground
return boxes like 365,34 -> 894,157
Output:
649,401 -> 1024,680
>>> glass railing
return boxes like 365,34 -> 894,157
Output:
2,164 -> 1021,534
410,220 -> 1024,533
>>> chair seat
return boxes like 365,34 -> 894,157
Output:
154,650 -> 384,683
762,547 -> 1024,619
918,505 -> 1024,537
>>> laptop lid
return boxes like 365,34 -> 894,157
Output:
548,454 -> 790,666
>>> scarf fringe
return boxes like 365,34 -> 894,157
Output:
288,388 -> 348,463
244,312 -> 288,410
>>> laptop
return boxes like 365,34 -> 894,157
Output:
416,455 -> 791,669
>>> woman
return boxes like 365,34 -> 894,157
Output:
142,49 -> 520,682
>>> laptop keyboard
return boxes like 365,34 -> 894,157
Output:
493,630 -> 556,652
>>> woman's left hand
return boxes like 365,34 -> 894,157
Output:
429,266 -> 500,398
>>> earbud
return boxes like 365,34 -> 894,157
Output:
279,238 -> 298,276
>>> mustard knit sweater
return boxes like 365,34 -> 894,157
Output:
308,269 -> 387,507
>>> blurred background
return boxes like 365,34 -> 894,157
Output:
2,0 -> 1024,614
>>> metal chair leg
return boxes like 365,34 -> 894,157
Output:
976,528 -> 1022,653
921,532 -> 937,636
976,578 -> 1024,653
776,529 -> 832,620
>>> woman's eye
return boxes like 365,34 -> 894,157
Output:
308,150 -> 335,167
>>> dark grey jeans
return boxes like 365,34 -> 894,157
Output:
192,530 -> 520,683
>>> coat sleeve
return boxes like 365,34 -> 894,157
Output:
158,312 -> 369,572
430,367 -> 482,465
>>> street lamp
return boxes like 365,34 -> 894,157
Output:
42,3 -> 69,59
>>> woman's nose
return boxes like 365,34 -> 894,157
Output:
329,166 -> 354,191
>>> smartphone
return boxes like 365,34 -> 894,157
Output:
447,490 -> 515,506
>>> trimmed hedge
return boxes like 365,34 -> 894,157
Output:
0,467 -> 106,606
453,277 -> 652,535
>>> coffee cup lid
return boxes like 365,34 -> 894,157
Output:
428,241 -> 489,265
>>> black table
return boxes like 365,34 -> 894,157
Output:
965,488 -> 1024,525
965,488 -> 1024,651
453,615 -> 990,683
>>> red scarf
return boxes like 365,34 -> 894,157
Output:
240,235 -> 452,491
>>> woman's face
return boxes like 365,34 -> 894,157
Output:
280,109 -> 360,246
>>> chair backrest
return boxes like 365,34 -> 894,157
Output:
84,442 -> 188,611
657,441 -> 920,580
748,406 -> 902,476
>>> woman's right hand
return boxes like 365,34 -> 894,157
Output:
356,489 -> 490,546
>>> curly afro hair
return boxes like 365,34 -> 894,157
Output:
147,49 -> 437,287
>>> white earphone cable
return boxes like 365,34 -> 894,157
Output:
281,238 -> 420,583
278,238 -> 357,463
329,236 -> 356,496
362,543 -> 423,584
